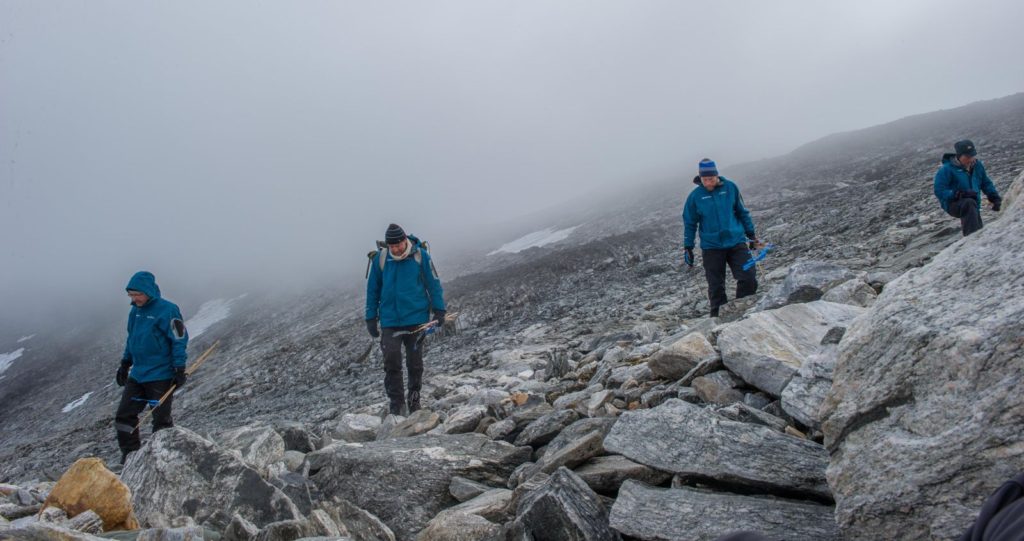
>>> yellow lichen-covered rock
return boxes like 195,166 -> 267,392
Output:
41,457 -> 139,531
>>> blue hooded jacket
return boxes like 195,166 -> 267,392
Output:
683,177 -> 756,250
365,236 -> 446,328
123,271 -> 188,383
933,154 -> 1001,212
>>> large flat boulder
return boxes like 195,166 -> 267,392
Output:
718,301 -> 864,396
120,427 -> 302,531
821,171 -> 1024,541
603,399 -> 830,499
609,480 -> 838,541
308,433 -> 530,541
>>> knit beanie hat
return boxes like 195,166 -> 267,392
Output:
385,223 -> 407,245
699,159 -> 719,177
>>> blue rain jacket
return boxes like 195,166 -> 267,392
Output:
933,154 -> 1000,212
123,271 -> 188,383
683,177 -> 756,250
365,236 -> 446,328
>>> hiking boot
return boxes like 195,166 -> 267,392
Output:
120,449 -> 136,466
407,391 -> 421,413
389,401 -> 406,416
709,306 -> 720,318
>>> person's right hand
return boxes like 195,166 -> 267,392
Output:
116,360 -> 131,387
366,318 -> 380,338
683,248 -> 694,267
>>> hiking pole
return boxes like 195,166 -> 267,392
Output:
135,340 -> 220,431
392,311 -> 461,337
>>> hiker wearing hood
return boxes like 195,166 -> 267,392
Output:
365,224 -> 446,415
683,159 -> 759,318
114,271 -> 189,463
934,139 -> 1002,236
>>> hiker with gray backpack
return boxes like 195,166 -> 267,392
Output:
365,224 -> 447,415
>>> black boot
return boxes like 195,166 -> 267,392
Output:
389,401 -> 406,416
407,391 -> 421,413
709,306 -> 720,318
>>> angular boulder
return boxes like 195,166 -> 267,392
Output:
718,301 -> 864,396
821,173 -> 1024,541
42,457 -> 139,531
609,480 -> 838,541
603,399 -> 830,499
309,433 -> 530,541
647,332 -> 718,380
755,259 -> 857,311
217,425 -> 286,472
120,427 -> 302,531
509,467 -> 618,541
573,455 -> 671,495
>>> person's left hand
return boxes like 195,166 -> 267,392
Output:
432,310 -> 446,328
173,367 -> 187,388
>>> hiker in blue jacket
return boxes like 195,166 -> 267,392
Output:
683,159 -> 760,318
366,224 -> 446,415
114,271 -> 189,464
934,139 -> 1002,236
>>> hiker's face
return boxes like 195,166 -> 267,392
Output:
959,154 -> 977,168
701,175 -> 719,191
127,290 -> 149,306
388,239 -> 408,257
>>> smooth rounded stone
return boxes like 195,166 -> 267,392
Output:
647,332 -> 718,380
449,476 -> 497,503
387,410 -> 441,439
484,419 -> 516,441
609,480 -> 838,541
121,427 -> 302,531
218,425 -> 287,472
509,467 -> 617,541
822,172 -> 1024,541
42,457 -> 139,531
821,278 -> 877,307
513,410 -> 580,447
309,433 -> 530,541
755,259 -> 858,311
572,455 -> 671,494
604,399 -> 830,499
718,301 -> 865,396
283,451 -> 306,473
441,405 -> 488,435
691,371 -> 745,406
332,414 -> 382,443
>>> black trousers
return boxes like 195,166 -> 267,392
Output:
115,378 -> 174,454
947,198 -> 983,236
380,326 -> 424,411
702,243 -> 758,314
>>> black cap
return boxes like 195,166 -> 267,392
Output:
385,223 -> 407,245
954,140 -> 977,157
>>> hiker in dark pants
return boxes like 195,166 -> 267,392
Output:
934,139 -> 1002,237
365,224 -> 446,415
683,159 -> 759,318
115,271 -> 188,464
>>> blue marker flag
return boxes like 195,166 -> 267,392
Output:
743,243 -> 775,271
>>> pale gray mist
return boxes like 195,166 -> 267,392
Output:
2,0 -> 1023,331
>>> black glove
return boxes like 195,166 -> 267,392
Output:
991,198 -> 1002,212
432,310 -> 446,328
683,248 -> 694,267
748,238 -> 760,250
116,360 -> 131,387
366,318 -> 380,338
173,367 -> 187,388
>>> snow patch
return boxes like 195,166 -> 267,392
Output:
0,348 -> 25,376
187,295 -> 245,339
17,335 -> 35,343
62,392 -> 93,413
488,226 -> 578,255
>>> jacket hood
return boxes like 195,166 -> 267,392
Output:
126,271 -> 161,301
941,152 -> 956,165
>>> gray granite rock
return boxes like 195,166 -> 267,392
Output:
647,332 -> 718,380
572,455 -> 671,494
509,467 -> 619,541
755,260 -> 858,311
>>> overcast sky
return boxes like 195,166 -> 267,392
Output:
2,0 -> 1023,330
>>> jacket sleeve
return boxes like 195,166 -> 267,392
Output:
934,167 -> 956,204
122,308 -> 135,362
167,306 -> 188,369
365,252 -> 383,320
421,251 -> 446,312
978,162 -> 1001,201
734,187 -> 756,239
682,195 -> 698,249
